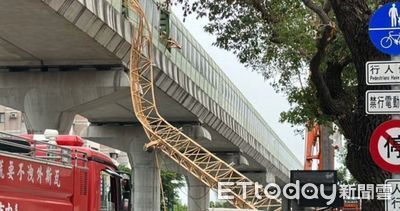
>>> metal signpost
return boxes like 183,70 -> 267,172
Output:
392,56 -> 400,182
368,2 -> 400,210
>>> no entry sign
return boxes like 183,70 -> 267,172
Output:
370,120 -> 400,173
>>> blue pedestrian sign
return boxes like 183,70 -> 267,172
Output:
369,2 -> 400,55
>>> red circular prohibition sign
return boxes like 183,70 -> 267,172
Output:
370,120 -> 400,173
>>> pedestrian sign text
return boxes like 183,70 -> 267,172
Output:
367,61 -> 400,85
366,90 -> 400,114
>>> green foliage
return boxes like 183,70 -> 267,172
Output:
210,201 -> 230,208
161,170 -> 186,210
336,148 -> 358,185
117,164 -> 131,174
169,0 -> 357,129
173,201 -> 188,211
117,166 -> 186,210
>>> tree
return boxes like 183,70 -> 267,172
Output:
161,170 -> 186,210
337,147 -> 358,185
169,0 -> 393,209
210,201 -> 231,208
118,166 -> 186,210
173,201 -> 188,211
117,164 -> 131,174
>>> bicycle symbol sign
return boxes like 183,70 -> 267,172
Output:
369,2 -> 400,55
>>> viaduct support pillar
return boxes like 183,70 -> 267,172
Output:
281,197 -> 289,211
187,174 -> 210,211
275,175 -> 295,211
182,125 -> 211,211
128,137 -> 160,211
82,125 -> 160,211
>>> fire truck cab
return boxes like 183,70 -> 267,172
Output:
0,131 -> 130,211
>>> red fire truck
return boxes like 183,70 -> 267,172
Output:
0,131 -> 130,211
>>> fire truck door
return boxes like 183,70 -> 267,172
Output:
100,170 -> 122,211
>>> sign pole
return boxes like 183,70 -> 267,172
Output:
392,55 -> 400,179
368,3 -> 400,210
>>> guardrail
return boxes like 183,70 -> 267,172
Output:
0,132 -> 88,169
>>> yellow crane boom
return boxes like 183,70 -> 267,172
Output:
127,0 -> 281,209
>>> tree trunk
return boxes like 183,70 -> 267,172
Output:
342,115 -> 390,210
329,1 -> 392,210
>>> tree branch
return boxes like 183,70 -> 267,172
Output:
329,0 -> 386,94
243,0 -> 276,23
309,25 -> 348,115
324,57 -> 352,100
303,0 -> 331,25
302,0 -> 348,115
250,0 -> 269,19
323,0 -> 332,14
243,0 -> 283,44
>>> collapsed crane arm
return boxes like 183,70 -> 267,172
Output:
127,0 -> 281,209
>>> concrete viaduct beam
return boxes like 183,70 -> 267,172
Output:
0,68 -> 129,133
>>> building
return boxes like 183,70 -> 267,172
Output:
0,105 -> 25,134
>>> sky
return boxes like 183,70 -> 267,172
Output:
171,7 -> 306,163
